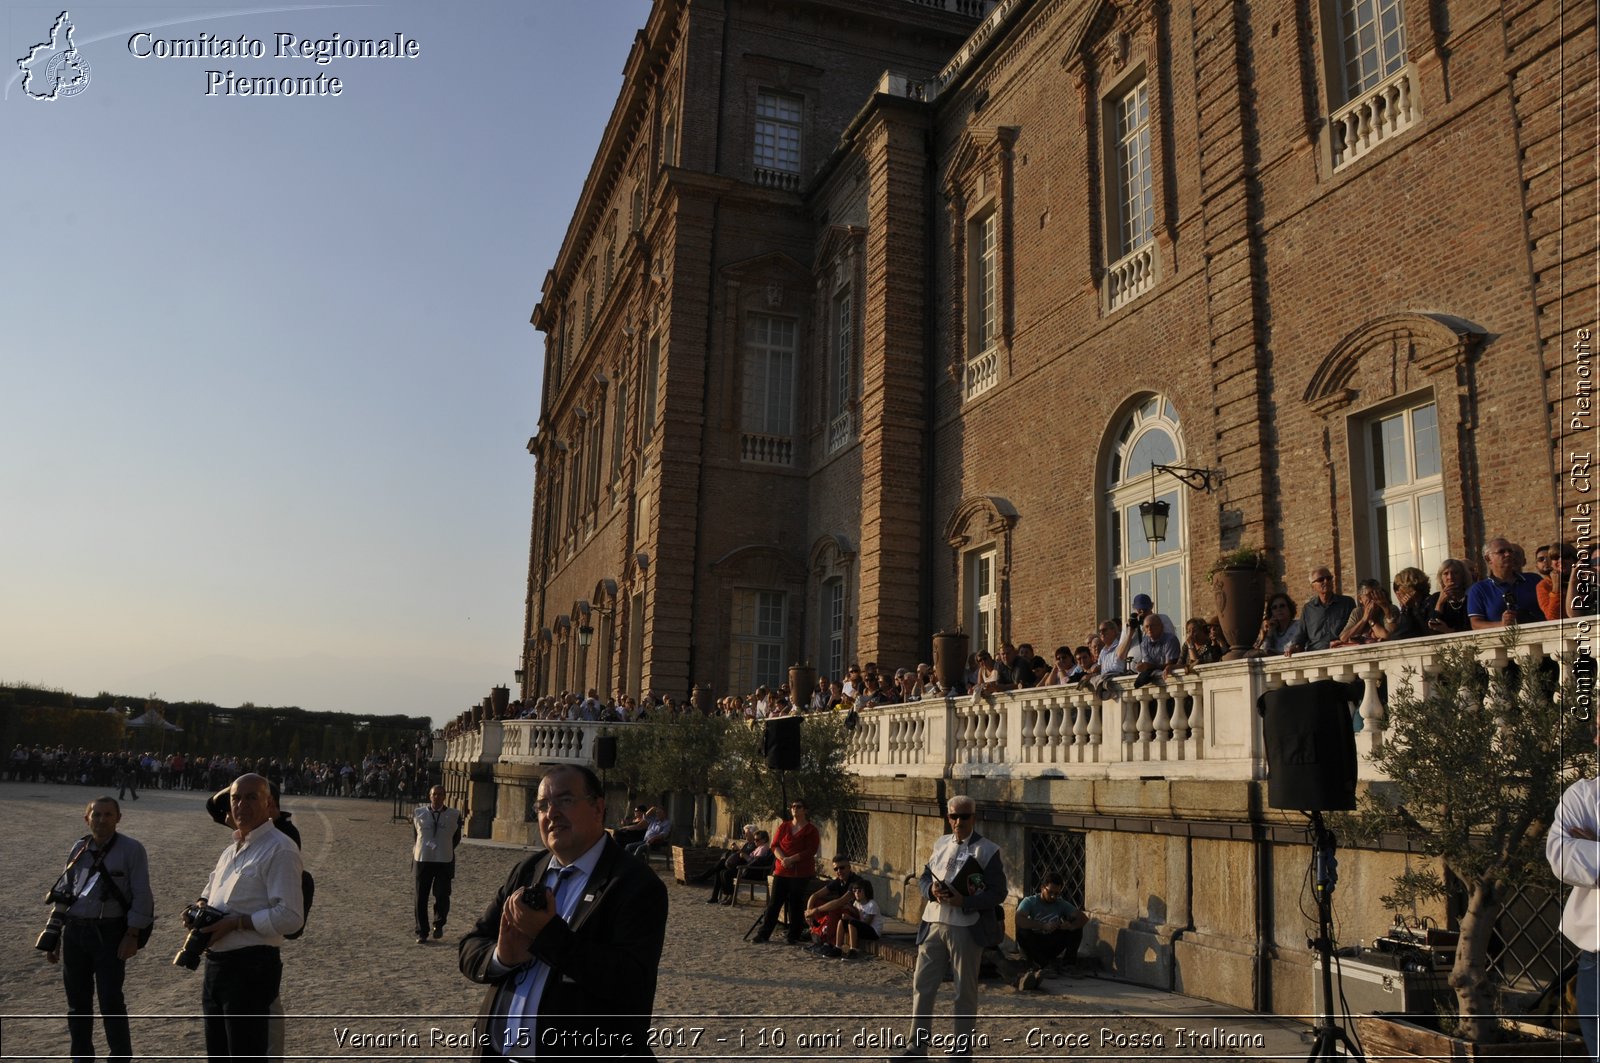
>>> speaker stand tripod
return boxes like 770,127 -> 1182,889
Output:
1305,811 -> 1365,1061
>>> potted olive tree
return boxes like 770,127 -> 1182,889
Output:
1349,636 -> 1589,1054
1209,546 -> 1270,658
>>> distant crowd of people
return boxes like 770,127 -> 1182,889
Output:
5,743 -> 432,801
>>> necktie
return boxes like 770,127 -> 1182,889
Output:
502,866 -> 577,1055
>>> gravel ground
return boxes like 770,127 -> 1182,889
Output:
0,782 -> 1295,1061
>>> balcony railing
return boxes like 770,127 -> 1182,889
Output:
1104,241 -> 1157,312
964,346 -> 998,400
443,622 -> 1585,783
1331,65 -> 1418,171
752,166 -> 802,192
827,409 -> 854,453
740,431 -> 794,466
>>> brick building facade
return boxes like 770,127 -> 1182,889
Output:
519,0 -> 1595,703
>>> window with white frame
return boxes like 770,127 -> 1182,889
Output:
1323,0 -> 1415,169
966,547 -> 999,654
971,210 -> 998,353
1337,0 -> 1407,103
1106,396 -> 1187,623
1103,76 -> 1156,312
743,314 -> 795,438
731,589 -> 787,692
754,92 -> 802,175
822,579 -> 845,682
1363,397 -> 1444,587
829,288 -> 854,451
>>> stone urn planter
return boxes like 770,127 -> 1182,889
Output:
1353,1013 -> 1581,1061
1209,547 -> 1269,659
788,663 -> 817,710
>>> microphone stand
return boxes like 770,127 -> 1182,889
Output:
1306,810 -> 1365,1061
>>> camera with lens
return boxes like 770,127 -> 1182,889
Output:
34,882 -> 79,953
172,902 -> 229,970
1501,589 -> 1518,616
518,885 -> 548,912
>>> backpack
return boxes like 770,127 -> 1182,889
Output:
286,870 -> 314,940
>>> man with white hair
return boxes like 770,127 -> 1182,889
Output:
1468,537 -> 1544,628
903,795 -> 1006,1058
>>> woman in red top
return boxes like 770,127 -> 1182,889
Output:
752,799 -> 819,944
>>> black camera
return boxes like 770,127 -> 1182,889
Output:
518,885 -> 548,912
1127,615 -> 1140,628
1501,589 -> 1518,615
173,902 -> 229,970
35,903 -> 70,953
34,882 -> 79,953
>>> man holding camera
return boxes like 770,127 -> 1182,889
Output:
903,794 -> 1006,1058
460,764 -> 667,1059
42,796 -> 152,1063
186,772 -> 304,1061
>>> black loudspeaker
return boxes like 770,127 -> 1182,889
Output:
1255,678 -> 1362,811
763,716 -> 802,771
594,735 -> 618,770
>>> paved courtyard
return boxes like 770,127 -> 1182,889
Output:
0,783 -> 1307,1060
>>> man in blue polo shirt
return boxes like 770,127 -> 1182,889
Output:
1468,538 -> 1544,628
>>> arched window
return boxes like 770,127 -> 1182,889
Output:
1105,396 -> 1187,622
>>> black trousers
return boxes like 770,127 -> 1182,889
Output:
414,860 -> 456,935
62,919 -> 131,1063
1017,927 -> 1082,969
202,946 -> 282,1061
759,875 -> 810,942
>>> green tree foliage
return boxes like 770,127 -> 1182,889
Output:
611,712 -> 857,829
1353,638 -> 1591,1042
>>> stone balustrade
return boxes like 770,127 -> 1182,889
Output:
1105,241 -> 1157,312
1330,65 -> 1417,171
443,621 -> 1585,781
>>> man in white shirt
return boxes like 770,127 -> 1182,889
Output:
1547,719 -> 1600,1061
414,785 -> 465,944
186,773 -> 304,1061
904,795 -> 1006,1059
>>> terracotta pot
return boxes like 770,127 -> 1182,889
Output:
1213,567 -> 1268,659
932,630 -> 969,693
1353,1013 -> 1582,1061
787,664 -> 817,710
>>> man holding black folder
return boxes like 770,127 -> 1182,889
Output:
903,795 -> 1006,1058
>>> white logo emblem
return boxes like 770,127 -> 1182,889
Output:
18,11 -> 92,101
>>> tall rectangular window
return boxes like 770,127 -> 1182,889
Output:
832,290 -> 853,415
1338,0 -> 1407,101
743,314 -> 795,437
754,92 -> 802,174
731,589 -> 787,692
823,580 -> 845,681
1366,399 -> 1444,587
970,211 -> 998,354
966,548 -> 998,654
1112,80 -> 1154,260
641,334 -> 660,444
585,399 -> 604,511
610,381 -> 627,482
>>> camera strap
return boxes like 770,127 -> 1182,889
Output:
86,835 -> 133,912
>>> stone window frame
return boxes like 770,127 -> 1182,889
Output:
944,496 -> 1019,651
1098,66 -> 1159,313
942,127 -> 1018,404
1302,311 -> 1484,581
809,535 -> 856,682
1102,394 -> 1189,624
753,89 -> 804,182
814,225 -> 864,453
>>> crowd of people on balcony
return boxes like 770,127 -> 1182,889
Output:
463,536 -> 1590,734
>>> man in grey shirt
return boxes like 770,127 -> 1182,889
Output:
1291,566 -> 1357,653
43,796 -> 153,1063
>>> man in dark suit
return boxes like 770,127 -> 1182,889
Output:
460,765 -> 667,1060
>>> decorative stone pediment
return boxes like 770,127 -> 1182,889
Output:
944,495 -> 1020,549
1303,312 -> 1484,415
942,126 -> 1020,202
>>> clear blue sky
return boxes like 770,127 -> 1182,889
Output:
1,0 -> 654,728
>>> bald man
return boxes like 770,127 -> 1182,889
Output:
186,773 -> 304,1061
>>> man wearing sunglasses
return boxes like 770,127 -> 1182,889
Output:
904,796 -> 1006,1058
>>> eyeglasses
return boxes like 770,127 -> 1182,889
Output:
947,812 -> 973,821
1311,575 -> 1332,584
533,793 -> 594,815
